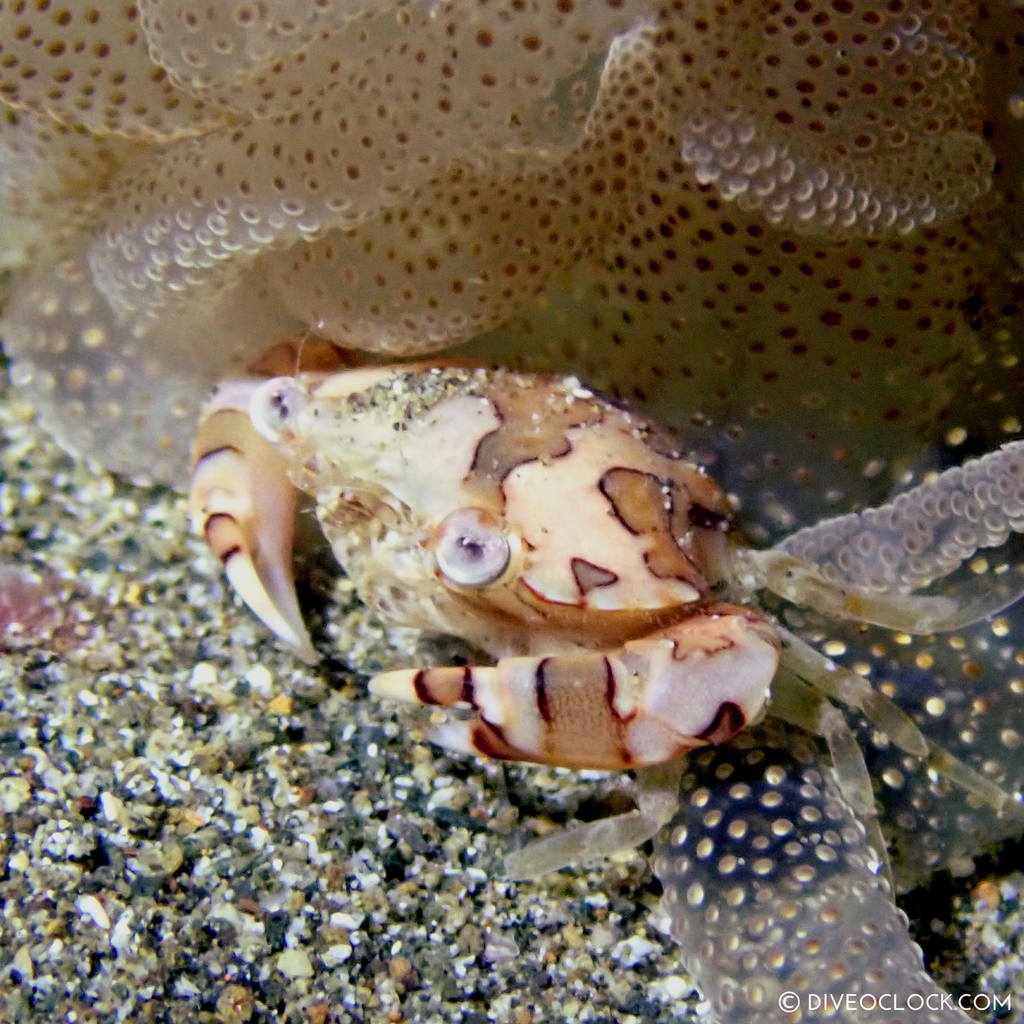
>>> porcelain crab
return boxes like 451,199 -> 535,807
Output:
189,354 -> 1024,880
190,359 -> 782,772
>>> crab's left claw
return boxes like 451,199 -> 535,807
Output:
370,605 -> 779,769
190,387 -> 316,663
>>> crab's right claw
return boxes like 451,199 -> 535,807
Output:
190,388 -> 316,663
371,605 -> 780,769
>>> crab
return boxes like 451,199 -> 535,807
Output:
191,360 -> 782,771
189,356 -> 1024,886
186,356 -> 1024,1021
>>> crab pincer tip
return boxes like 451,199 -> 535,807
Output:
368,669 -> 423,703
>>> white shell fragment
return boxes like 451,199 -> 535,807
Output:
76,895 -> 111,931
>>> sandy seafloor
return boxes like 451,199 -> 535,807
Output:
1,358 -> 1023,1024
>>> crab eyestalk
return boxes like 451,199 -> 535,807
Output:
189,382 -> 316,663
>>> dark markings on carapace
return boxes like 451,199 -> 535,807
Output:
571,557 -> 619,595
688,502 -> 730,532
467,378 -> 603,502
696,701 -> 746,745
469,415 -> 571,492
598,466 -> 645,537
535,658 -> 553,724
599,467 -> 701,583
518,576 -> 578,609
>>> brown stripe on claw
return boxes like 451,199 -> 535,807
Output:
371,613 -> 777,770
535,658 -> 553,724
398,666 -> 478,707
603,656 -> 630,725
667,626 -> 735,661
203,512 -> 243,564
193,443 -> 242,469
190,400 -> 315,662
412,669 -> 434,705
460,665 -> 475,706
470,720 -> 522,761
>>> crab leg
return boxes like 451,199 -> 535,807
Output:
778,628 -> 1015,814
189,383 -> 316,663
504,762 -> 685,880
370,605 -> 779,769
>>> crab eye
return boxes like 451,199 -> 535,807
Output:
249,377 -> 308,443
434,508 -> 510,588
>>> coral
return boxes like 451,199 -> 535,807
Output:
0,0 -> 1011,490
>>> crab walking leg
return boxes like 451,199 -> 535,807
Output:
505,762 -> 685,880
770,667 -> 894,890
371,606 -> 780,769
780,628 -> 1016,814
190,387 -> 316,663
740,548 -> 1024,634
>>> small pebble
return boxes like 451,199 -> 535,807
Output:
76,894 -> 111,930
13,945 -> 34,981
277,948 -> 314,979
216,983 -> 255,1024
267,693 -> 294,715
